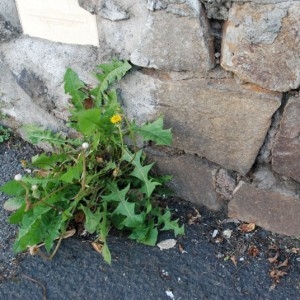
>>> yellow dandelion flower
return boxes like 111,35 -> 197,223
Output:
110,114 -> 122,124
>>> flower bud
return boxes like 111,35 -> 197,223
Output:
82,142 -> 89,150
113,168 -> 121,178
14,174 -> 22,181
31,184 -> 38,191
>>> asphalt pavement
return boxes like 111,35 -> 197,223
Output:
0,136 -> 299,300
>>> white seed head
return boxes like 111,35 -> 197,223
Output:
14,174 -> 22,181
82,142 -> 89,150
31,184 -> 38,191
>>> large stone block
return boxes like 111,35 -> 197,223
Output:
0,36 -> 111,128
156,76 -> 281,175
146,148 -> 222,210
221,2 -> 300,92
83,0 -> 149,59
120,69 -> 281,174
131,2 -> 215,72
0,60 -> 61,131
272,96 -> 300,183
228,182 -> 300,236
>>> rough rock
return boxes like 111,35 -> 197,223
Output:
215,168 -> 237,201
0,0 -> 22,41
200,0 -> 231,20
200,0 -> 299,20
256,109 -> 282,164
228,181 -> 300,236
93,0 -> 149,59
272,96 -> 300,183
147,0 -> 168,11
146,148 -> 222,210
131,2 -> 215,72
0,60 -> 61,131
156,74 -> 281,174
119,69 -> 281,174
0,0 -> 21,29
252,164 -> 300,198
97,0 -> 130,21
221,2 -> 300,92
0,36 -> 110,128
0,14 -> 21,42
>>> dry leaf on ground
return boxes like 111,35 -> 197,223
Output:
268,252 -> 279,264
157,239 -> 177,250
230,255 -> 237,267
277,258 -> 289,268
92,241 -> 103,254
248,245 -> 259,257
188,208 -> 201,225
178,243 -> 188,254
270,269 -> 287,282
239,223 -> 255,233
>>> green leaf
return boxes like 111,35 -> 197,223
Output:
159,210 -> 184,237
23,125 -> 67,147
9,204 -> 26,224
77,108 -> 102,135
13,215 -> 44,253
101,242 -> 111,264
91,60 -> 131,103
32,153 -> 68,169
64,68 -> 87,110
60,160 -> 83,183
101,184 -> 130,203
113,201 -> 145,228
134,117 -> 172,146
0,180 -> 24,196
44,215 -> 64,252
129,224 -> 158,246
123,149 -> 160,198
80,206 -> 102,234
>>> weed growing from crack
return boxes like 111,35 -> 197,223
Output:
1,60 -> 184,263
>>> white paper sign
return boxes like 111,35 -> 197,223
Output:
15,0 -> 99,46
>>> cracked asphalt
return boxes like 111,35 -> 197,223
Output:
0,135 -> 300,300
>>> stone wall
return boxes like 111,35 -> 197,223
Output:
0,0 -> 299,236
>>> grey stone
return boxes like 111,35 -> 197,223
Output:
14,68 -> 54,112
95,0 -> 149,59
147,0 -> 168,11
0,60 -> 61,132
0,36 -> 110,129
0,0 -> 21,29
131,3 -> 215,72
200,0 -> 231,20
98,0 -> 130,21
146,147 -> 223,210
119,69 -> 281,174
215,168 -> 237,201
229,181 -> 300,236
155,75 -> 282,174
78,0 -> 97,14
252,164 -> 300,198
256,109 -> 281,164
272,96 -> 300,183
221,2 -> 300,92
200,0 -> 298,20
0,14 -> 21,42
